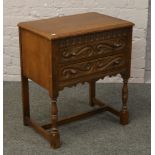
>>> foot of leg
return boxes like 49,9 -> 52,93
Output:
51,131 -> 61,149
120,111 -> 129,125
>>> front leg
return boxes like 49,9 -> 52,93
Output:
50,98 -> 61,148
120,78 -> 129,125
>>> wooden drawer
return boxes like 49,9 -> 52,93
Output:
56,28 -> 130,64
58,53 -> 126,82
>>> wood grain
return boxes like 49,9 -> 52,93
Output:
18,12 -> 134,40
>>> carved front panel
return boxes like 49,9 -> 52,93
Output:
56,28 -> 130,64
58,53 -> 126,81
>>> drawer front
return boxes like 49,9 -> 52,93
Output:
58,53 -> 126,82
56,28 -> 130,64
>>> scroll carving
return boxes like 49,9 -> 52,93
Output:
62,45 -> 94,59
60,38 -> 127,62
58,29 -> 128,62
59,54 -> 125,81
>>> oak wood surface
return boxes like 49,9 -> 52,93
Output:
20,28 -> 51,89
18,12 -> 134,40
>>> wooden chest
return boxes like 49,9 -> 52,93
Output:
18,12 -> 134,149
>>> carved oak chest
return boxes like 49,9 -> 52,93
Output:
18,12 -> 134,149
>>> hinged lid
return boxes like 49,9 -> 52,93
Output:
18,12 -> 134,40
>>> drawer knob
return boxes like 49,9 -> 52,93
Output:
113,43 -> 122,48
113,60 -> 120,65
72,52 -> 76,56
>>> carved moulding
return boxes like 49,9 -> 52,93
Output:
57,28 -> 130,48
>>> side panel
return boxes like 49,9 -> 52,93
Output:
20,28 -> 51,89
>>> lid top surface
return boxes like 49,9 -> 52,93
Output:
18,12 -> 134,39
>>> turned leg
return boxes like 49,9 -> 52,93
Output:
120,78 -> 129,125
21,75 -> 30,126
50,98 -> 61,148
89,80 -> 96,106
